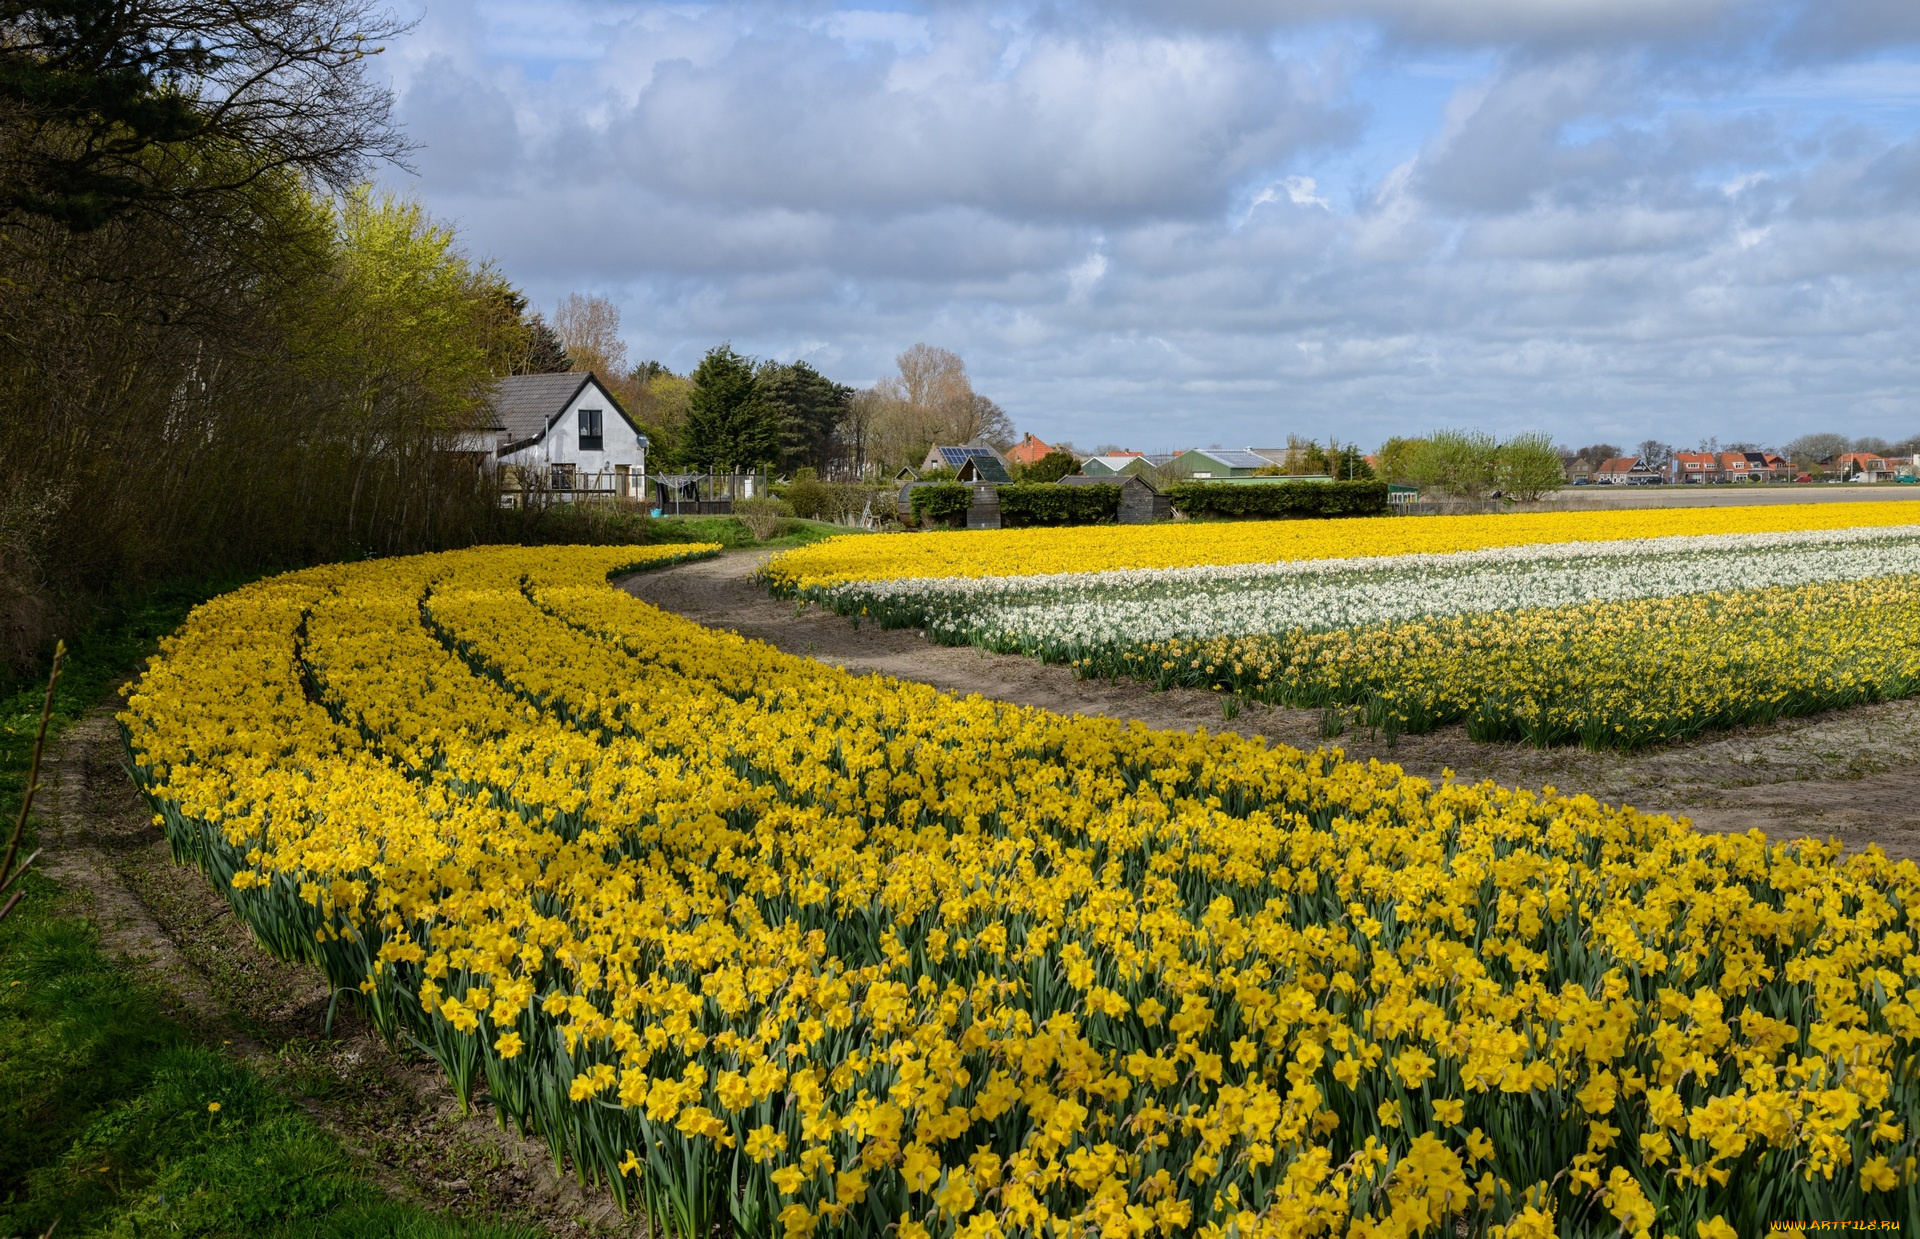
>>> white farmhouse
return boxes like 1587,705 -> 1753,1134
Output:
477,372 -> 648,500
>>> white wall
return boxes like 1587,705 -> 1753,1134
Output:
499,378 -> 648,476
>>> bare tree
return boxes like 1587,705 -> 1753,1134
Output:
865,342 -> 1010,471
553,293 -> 627,380
831,388 -> 884,479
965,394 -> 1015,448
884,343 -> 971,415
1786,433 -> 1849,465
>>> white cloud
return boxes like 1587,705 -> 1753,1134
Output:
382,1 -> 1920,447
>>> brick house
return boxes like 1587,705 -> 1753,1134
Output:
1670,451 -> 1718,483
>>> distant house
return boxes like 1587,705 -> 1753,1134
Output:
923,443 -> 1008,475
1670,451 -> 1717,483
1834,452 -> 1895,482
480,372 -> 649,500
1003,434 -> 1057,468
1717,451 -> 1783,482
1082,451 -> 1152,476
1594,456 -> 1661,485
1164,448 -> 1274,479
1081,453 -> 1155,477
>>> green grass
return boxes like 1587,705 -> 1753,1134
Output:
652,515 -> 863,550
0,583 -> 542,1239
493,502 -> 864,553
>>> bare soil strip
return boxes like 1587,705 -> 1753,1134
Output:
43,714 -> 644,1237
623,552 -> 1920,861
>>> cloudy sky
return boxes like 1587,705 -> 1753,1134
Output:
380,0 -> 1920,451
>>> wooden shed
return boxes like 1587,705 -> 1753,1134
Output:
965,484 -> 1001,530
1061,473 -> 1171,524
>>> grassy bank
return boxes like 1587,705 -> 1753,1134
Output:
498,502 -> 861,552
0,582 -> 541,1239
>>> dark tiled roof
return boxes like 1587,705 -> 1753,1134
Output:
483,372 -> 594,441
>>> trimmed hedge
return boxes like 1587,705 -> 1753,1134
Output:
1166,479 -> 1389,520
997,482 -> 1120,528
908,482 -> 973,526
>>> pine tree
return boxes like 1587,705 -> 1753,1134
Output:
758,360 -> 851,475
682,345 -> 778,472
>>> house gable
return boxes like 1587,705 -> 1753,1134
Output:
490,372 -> 648,472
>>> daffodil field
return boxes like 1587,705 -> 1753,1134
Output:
763,503 -> 1920,749
122,544 -> 1920,1237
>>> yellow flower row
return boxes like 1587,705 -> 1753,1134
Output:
122,546 -> 1920,1237
1108,575 -> 1920,749
759,501 -> 1920,592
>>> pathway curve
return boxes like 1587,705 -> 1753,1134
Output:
623,551 -> 1920,860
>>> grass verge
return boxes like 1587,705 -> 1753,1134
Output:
0,580 -> 542,1239
499,502 -> 864,552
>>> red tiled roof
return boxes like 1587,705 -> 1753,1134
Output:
1004,433 -> 1056,465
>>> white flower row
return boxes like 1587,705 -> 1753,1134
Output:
810,524 -> 1920,654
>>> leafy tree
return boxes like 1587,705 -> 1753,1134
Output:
1574,444 -> 1622,468
1496,433 -> 1567,501
0,0 -> 409,231
1018,450 -> 1078,484
758,360 -> 850,476
519,313 -> 571,374
479,287 -> 569,375
1410,430 -> 1499,498
628,371 -> 692,468
681,345 -> 777,472
1328,443 -> 1374,481
1375,437 -> 1423,484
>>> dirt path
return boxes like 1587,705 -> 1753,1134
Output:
623,552 -> 1920,861
41,713 -> 643,1237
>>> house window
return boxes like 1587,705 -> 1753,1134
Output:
578,408 -> 604,452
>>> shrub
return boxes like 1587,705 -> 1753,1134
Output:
782,472 -> 832,520
734,497 -> 795,541
1166,479 -> 1389,520
1409,430 -> 1500,498
996,483 -> 1120,527
908,483 -> 973,527
1495,433 -> 1567,502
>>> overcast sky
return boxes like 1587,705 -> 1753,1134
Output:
380,0 -> 1920,451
